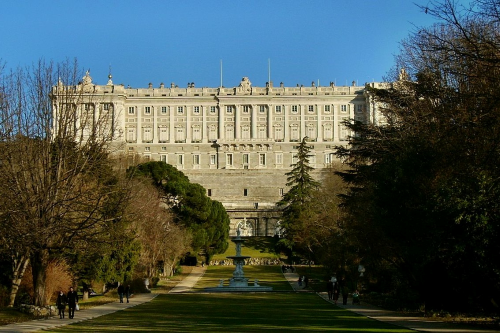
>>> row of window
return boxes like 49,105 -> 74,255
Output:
127,104 -> 362,116
207,188 -> 284,198
126,122 -> 349,143
148,152 -> 337,166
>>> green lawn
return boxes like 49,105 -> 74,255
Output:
44,293 -> 413,332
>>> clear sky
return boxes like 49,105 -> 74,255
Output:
1,1 -> 445,88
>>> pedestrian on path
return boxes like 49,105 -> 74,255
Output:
298,276 -> 302,287
66,287 -> 78,319
56,290 -> 67,319
118,284 -> 125,303
125,284 -> 131,303
326,280 -> 334,300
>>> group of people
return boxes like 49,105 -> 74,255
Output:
55,287 -> 78,319
326,278 -> 361,305
297,275 -> 309,288
117,284 -> 131,303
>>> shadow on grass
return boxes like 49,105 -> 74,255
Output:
44,293 -> 413,332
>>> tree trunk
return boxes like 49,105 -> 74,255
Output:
8,254 -> 30,307
31,249 -> 49,306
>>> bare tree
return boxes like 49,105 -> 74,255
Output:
129,179 -> 191,278
0,59 -> 129,306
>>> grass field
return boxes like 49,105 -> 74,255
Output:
43,293 -> 413,332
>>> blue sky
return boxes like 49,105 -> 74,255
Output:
1,1 -> 444,88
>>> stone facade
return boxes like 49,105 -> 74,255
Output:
51,73 -> 385,236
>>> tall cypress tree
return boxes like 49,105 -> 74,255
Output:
277,137 -> 320,252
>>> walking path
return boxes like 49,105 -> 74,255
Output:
168,266 -> 206,293
2,267 -> 498,332
284,271 -> 499,333
0,293 -> 157,333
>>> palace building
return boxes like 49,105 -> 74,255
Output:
52,72 -> 385,237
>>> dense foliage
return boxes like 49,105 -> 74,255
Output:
335,0 -> 500,312
128,161 -> 229,262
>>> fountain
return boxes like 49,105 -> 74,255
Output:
205,227 -> 273,292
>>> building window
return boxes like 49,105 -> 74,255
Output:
279,188 -> 284,196
310,154 -> 316,164
308,105 -> 314,113
128,107 -> 135,115
242,105 -> 250,113
244,189 -> 248,196
103,103 -> 110,111
159,127 -> 168,143
145,106 -> 151,114
275,105 -> 282,113
226,153 -> 233,166
207,189 -> 212,196
259,105 -> 266,113
290,125 -> 299,141
177,154 -> 184,165
160,154 -> 167,163
276,153 -> 283,165
175,127 -> 185,142
291,105 -> 298,113
325,152 -> 335,164
356,104 -> 363,112
143,128 -> 152,142
324,105 -> 331,112
161,106 -> 167,114
259,153 -> 266,166
161,146 -> 167,151
193,154 -> 200,165
126,128 -> 136,142
226,105 -> 234,114
341,105 -> 347,112
193,106 -> 200,114
241,126 -> 250,139
292,154 -> 298,164
145,147 -> 150,152
177,106 -> 184,114
340,116 -> 348,140
84,103 -> 92,111
323,125 -> 333,141
210,106 -> 216,114
210,154 -> 216,165
274,126 -> 283,141
192,126 -> 201,142
242,153 -> 249,165
208,125 -> 217,141
225,125 -> 234,139
307,125 -> 316,140
258,126 -> 267,139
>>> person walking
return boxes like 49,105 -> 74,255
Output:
118,284 -> 125,303
125,284 -> 131,303
326,280 -> 334,300
298,276 -> 302,287
56,290 -> 67,319
66,287 -> 78,319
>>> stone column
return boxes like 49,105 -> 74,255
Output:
153,106 -> 158,143
235,105 -> 241,139
267,104 -> 273,139
169,106 -> 175,143
333,105 -> 339,141
137,106 -> 142,143
300,104 -> 306,140
316,104 -> 322,142
284,105 -> 289,142
219,104 -> 225,140
186,104 -> 191,142
251,104 -> 257,139
202,106 -> 208,143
